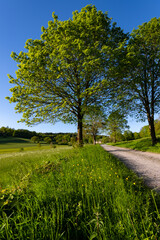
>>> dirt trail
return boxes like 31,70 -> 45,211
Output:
101,144 -> 160,192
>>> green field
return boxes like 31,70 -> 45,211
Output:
0,145 -> 160,239
0,137 -> 57,153
108,136 -> 160,153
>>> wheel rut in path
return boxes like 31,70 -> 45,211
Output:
101,144 -> 160,192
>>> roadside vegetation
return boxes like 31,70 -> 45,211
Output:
108,137 -> 160,153
0,145 -> 160,239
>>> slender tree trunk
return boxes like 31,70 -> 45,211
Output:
150,72 -> 157,145
114,130 -> 116,143
148,115 -> 157,146
77,113 -> 83,147
93,134 -> 96,145
145,85 -> 157,146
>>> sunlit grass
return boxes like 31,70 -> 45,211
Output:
0,136 -> 71,154
108,136 -> 160,153
0,145 -> 160,239
0,146 -> 71,188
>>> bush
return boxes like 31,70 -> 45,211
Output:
37,143 -> 41,148
50,142 -> 56,148
19,148 -> 24,152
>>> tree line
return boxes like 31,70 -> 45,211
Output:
0,126 -> 77,145
2,116 -> 160,145
6,5 -> 160,146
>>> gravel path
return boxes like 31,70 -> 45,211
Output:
101,144 -> 160,192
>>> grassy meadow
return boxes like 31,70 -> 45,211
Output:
0,137 -> 57,154
0,145 -> 160,239
108,136 -> 160,153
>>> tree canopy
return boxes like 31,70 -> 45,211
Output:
124,17 -> 160,145
7,5 -> 127,146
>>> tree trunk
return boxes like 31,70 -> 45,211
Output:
148,115 -> 157,146
77,114 -> 83,147
93,134 -> 96,145
114,130 -> 116,143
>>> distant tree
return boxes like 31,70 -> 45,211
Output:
7,5 -> 127,147
44,136 -> 52,144
55,134 -> 63,145
70,135 -> 77,146
139,125 -> 150,138
106,110 -> 129,143
0,127 -> 14,137
101,136 -> 110,143
13,129 -> 37,138
123,130 -> 134,141
124,17 -> 160,145
155,118 -> 160,135
55,134 -> 70,145
31,136 -> 40,143
83,108 -> 106,144
133,132 -> 140,140
62,134 -> 71,144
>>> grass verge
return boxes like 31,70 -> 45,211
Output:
0,145 -> 160,239
108,137 -> 160,153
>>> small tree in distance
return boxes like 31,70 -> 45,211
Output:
83,108 -> 106,144
106,110 -> 129,143
31,136 -> 40,143
44,137 -> 52,144
123,130 -> 134,141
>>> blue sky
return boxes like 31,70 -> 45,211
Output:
0,0 -> 160,133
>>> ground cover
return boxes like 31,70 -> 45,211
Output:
108,137 -> 160,153
0,145 -> 160,239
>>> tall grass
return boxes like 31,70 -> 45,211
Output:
0,145 -> 160,239
0,146 -> 71,188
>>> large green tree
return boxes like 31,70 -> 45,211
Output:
7,5 -> 126,146
125,17 -> 160,145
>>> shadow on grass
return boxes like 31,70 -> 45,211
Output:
0,137 -> 31,144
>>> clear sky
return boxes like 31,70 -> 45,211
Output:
0,0 -> 160,133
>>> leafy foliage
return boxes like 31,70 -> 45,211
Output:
83,108 -> 106,144
44,136 -> 52,144
124,17 -> 160,145
106,110 -> 129,142
7,5 -> 127,146
31,136 -> 40,143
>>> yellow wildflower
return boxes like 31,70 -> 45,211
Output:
3,200 -> 9,205
1,189 -> 6,194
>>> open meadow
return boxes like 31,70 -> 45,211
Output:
0,144 -> 160,239
0,137 -> 55,154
